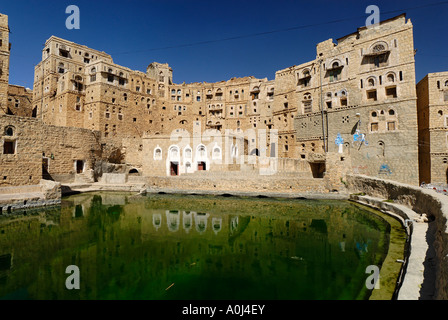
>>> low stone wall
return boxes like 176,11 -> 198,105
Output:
346,174 -> 448,300
100,173 -> 127,184
143,173 -> 329,194
0,179 -> 61,213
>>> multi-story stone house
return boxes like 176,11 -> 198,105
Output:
417,72 -> 448,185
0,11 -> 427,185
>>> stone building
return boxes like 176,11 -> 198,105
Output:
292,14 -> 419,185
6,85 -> 33,117
417,72 -> 448,185
26,13 -> 420,185
0,11 -> 433,188
0,115 -> 103,187
0,13 -> 10,115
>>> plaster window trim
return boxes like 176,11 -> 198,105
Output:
153,146 -> 162,161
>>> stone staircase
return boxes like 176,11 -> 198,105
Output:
74,172 -> 94,184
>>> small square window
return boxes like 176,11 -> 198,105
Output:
3,141 -> 15,154
367,90 -> 377,101
371,122 -> 379,132
386,86 -> 397,98
387,121 -> 396,131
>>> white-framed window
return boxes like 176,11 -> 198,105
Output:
154,146 -> 162,160
184,146 -> 192,161
212,144 -> 222,160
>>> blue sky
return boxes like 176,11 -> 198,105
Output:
3,0 -> 448,89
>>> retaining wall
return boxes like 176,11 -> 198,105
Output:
346,174 -> 448,299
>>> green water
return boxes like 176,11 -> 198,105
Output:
0,192 -> 399,300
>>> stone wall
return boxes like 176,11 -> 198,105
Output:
0,116 -> 42,186
6,85 -> 33,117
416,72 -> 448,185
0,115 -> 102,186
346,174 -> 448,299
144,173 -> 329,194
0,13 -> 9,116
41,123 -> 101,181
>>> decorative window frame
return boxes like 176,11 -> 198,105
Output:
153,146 -> 162,161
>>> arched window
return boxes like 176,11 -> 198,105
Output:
372,44 -> 386,53
4,126 -> 14,136
184,146 -> 192,160
378,141 -> 385,157
154,147 -> 162,160
197,145 -> 206,158
169,146 -> 179,159
58,63 -> 65,74
387,73 -> 395,83
389,109 -> 396,116
303,93 -> 312,113
212,145 -> 221,160
368,78 -> 375,87
445,80 -> 448,87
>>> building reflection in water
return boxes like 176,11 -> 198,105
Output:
0,192 -> 398,300
153,210 -> 218,235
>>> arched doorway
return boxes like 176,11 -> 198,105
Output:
167,145 -> 180,176
170,162 -> 179,176
250,148 -> 259,156
196,144 -> 208,171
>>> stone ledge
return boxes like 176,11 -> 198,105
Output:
347,174 -> 448,300
350,194 -> 428,300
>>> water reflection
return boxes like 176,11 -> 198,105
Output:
0,192 -> 394,300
